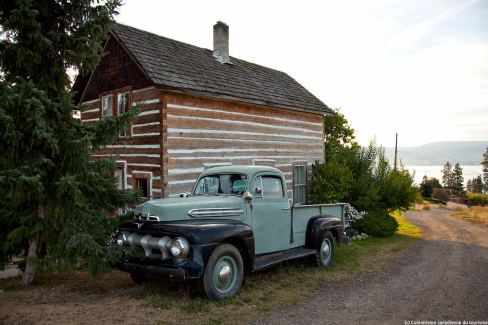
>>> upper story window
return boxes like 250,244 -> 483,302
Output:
99,88 -> 132,137
101,95 -> 113,117
117,92 -> 130,137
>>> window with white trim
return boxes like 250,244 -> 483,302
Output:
101,95 -> 113,117
293,164 -> 307,204
132,171 -> 152,199
136,178 -> 149,198
114,168 -> 124,190
99,89 -> 132,137
113,161 -> 127,190
117,92 -> 130,137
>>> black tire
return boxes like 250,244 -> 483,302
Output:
317,231 -> 334,267
202,244 -> 244,300
130,272 -> 147,285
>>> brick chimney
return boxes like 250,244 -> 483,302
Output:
213,21 -> 230,64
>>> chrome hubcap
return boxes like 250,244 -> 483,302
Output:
213,256 -> 237,293
321,240 -> 331,261
218,265 -> 232,284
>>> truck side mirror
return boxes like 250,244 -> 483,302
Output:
242,191 -> 253,201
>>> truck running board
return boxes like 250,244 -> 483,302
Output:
253,247 -> 317,272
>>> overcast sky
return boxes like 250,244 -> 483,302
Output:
117,0 -> 488,147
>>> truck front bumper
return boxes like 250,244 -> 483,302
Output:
120,262 -> 188,280
117,242 -> 218,280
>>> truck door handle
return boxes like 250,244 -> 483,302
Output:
282,207 -> 290,211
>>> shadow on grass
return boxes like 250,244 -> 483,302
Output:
0,212 -> 422,324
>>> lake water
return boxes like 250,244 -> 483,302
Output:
405,165 -> 483,186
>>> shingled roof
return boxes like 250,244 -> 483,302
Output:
111,23 -> 333,115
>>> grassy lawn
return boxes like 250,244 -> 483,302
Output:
452,206 -> 488,226
0,212 -> 422,325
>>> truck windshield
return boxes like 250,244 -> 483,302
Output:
193,174 -> 248,196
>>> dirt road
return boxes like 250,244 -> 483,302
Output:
254,207 -> 488,324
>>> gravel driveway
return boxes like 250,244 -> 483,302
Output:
253,207 -> 488,324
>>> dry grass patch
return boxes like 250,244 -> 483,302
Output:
414,203 -> 432,211
0,213 -> 421,325
452,206 -> 488,226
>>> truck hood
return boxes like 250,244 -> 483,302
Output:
134,195 -> 246,222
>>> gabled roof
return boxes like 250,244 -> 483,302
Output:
110,23 -> 333,115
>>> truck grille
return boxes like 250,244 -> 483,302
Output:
124,232 -> 170,259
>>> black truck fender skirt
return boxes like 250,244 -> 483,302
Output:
306,215 -> 344,249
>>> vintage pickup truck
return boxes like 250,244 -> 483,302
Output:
115,165 -> 345,300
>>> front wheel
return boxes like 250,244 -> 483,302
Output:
202,244 -> 244,300
317,231 -> 334,267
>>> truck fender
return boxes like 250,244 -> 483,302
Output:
306,215 -> 344,249
199,224 -> 255,271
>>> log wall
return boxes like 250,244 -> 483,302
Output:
81,89 -> 325,201
162,92 -> 325,198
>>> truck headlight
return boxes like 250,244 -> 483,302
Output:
116,232 -> 127,247
169,237 -> 190,258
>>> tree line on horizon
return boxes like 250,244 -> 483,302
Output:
420,147 -> 488,200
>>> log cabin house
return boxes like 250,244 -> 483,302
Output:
73,21 -> 333,203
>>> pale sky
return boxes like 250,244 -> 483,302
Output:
117,0 -> 488,147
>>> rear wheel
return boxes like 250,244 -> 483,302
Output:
317,231 -> 334,267
202,244 -> 244,300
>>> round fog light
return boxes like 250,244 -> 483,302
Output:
116,232 -> 127,247
169,237 -> 190,258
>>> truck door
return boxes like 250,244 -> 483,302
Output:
252,174 -> 292,254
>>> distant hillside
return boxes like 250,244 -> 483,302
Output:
384,141 -> 488,166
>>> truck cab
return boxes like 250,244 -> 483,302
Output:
115,165 -> 345,300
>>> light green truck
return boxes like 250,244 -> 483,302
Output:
115,165 -> 346,300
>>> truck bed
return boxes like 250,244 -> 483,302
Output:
291,203 -> 346,247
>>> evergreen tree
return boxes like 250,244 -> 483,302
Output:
473,175 -> 483,193
482,147 -> 488,193
0,0 -> 138,285
466,176 -> 483,194
452,163 -> 464,195
441,162 -> 453,190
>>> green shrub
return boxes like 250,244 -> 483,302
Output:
309,159 -> 353,204
467,193 -> 488,207
352,210 -> 399,237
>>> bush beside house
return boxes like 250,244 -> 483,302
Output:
310,110 -> 418,237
